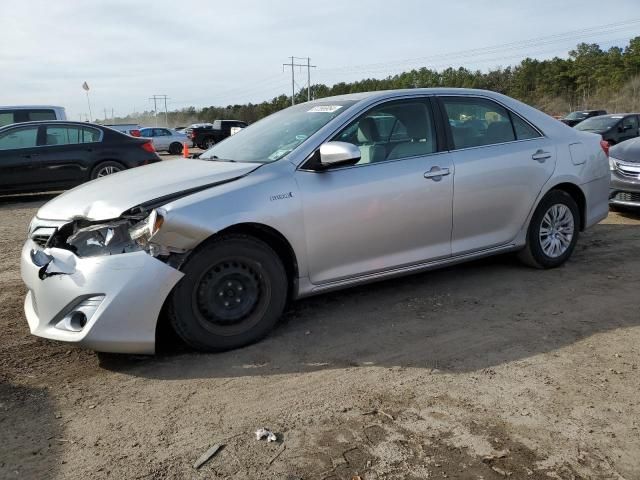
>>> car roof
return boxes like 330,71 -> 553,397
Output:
309,87 -> 528,104
0,120 -> 103,128
0,105 -> 65,110
597,113 -> 638,117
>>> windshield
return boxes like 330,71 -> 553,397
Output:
575,116 -> 619,131
565,111 -> 589,120
199,101 -> 357,163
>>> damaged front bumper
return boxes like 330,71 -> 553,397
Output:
21,238 -> 184,354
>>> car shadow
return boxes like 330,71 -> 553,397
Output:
97,222 -> 640,380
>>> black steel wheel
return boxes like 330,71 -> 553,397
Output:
169,142 -> 183,155
168,234 -> 287,351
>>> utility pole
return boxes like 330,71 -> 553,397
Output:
283,57 -> 316,106
149,95 -> 169,126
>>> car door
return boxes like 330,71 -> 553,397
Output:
296,97 -> 454,285
153,128 -> 171,150
620,115 -> 639,142
30,125 -> 100,187
0,125 -> 42,192
439,96 -> 556,255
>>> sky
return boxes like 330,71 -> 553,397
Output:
1,0 -> 639,121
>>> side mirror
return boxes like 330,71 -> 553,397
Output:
318,141 -> 361,168
623,124 -> 633,131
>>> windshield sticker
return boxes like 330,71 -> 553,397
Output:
308,105 -> 343,113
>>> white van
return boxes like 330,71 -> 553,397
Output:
0,105 -> 67,127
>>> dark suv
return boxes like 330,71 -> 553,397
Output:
561,110 -> 607,127
575,114 -> 640,145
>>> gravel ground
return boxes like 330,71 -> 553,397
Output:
1,191 -> 639,480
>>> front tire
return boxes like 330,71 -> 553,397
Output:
518,190 -> 579,269
168,235 -> 288,352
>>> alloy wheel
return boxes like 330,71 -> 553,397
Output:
539,203 -> 575,258
96,165 -> 121,177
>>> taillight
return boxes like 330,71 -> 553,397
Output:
189,132 -> 195,139
141,141 -> 155,153
130,129 -> 141,137
600,139 -> 610,156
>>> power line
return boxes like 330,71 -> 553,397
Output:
283,56 -> 316,105
316,18 -> 640,77
149,94 -> 169,126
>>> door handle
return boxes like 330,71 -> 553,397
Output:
424,166 -> 450,181
532,150 -> 551,162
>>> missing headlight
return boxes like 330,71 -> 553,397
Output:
66,220 -> 141,257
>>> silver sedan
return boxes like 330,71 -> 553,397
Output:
21,88 -> 609,354
139,127 -> 188,154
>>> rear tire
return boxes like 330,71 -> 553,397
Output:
90,161 -> 125,179
518,190 -> 580,269
168,235 -> 288,352
169,142 -> 183,155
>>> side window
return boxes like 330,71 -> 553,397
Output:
511,115 -> 541,140
81,127 -> 101,143
333,99 -> 437,165
45,126 -> 101,145
0,112 -> 15,127
154,128 -> 169,136
140,128 -> 153,137
623,116 -> 638,130
442,97 -> 516,149
28,110 -> 57,121
0,126 -> 39,150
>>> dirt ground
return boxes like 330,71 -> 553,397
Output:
1,192 -> 639,480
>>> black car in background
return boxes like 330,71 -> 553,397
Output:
0,121 -> 161,195
561,109 -> 607,127
575,113 -> 640,145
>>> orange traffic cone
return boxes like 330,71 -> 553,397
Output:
182,142 -> 189,158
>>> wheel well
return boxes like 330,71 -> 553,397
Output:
215,223 -> 299,297
550,183 -> 586,230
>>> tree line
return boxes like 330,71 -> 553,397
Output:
115,37 -> 640,127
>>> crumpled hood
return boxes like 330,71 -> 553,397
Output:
37,160 -> 259,221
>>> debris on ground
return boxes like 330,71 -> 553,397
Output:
255,428 -> 277,442
193,443 -> 223,469
482,449 -> 509,463
362,408 -> 394,421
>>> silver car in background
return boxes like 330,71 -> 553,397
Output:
139,127 -> 188,155
609,136 -> 640,208
21,88 -> 610,354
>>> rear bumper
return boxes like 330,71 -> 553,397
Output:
582,175 -> 610,228
21,240 -> 183,354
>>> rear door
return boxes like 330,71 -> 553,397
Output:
30,125 -> 102,187
0,125 -> 42,191
438,96 -> 556,255
153,128 -> 171,150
